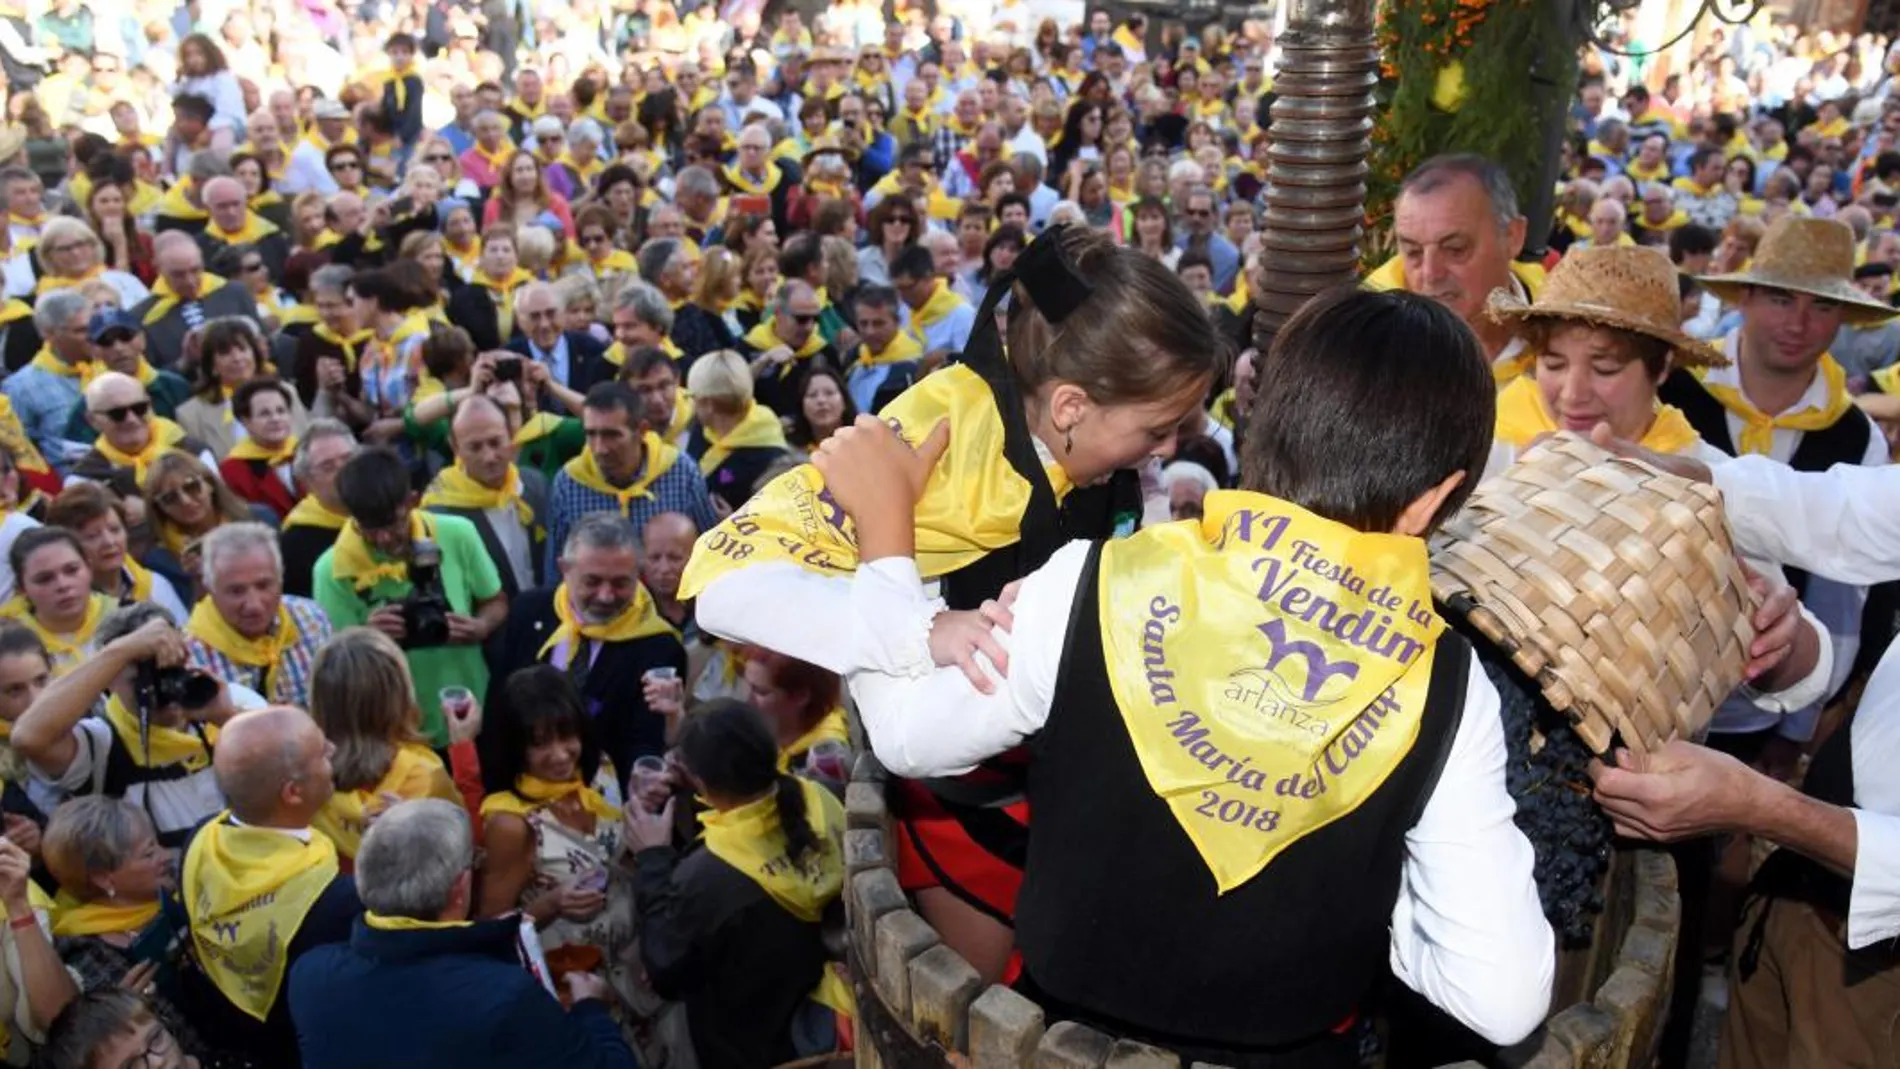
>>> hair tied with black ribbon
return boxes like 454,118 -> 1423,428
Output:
1013,223 -> 1093,324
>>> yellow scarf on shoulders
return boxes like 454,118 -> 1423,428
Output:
28,347 -> 87,380
227,434 -> 298,467
205,213 -> 278,246
561,435 -> 679,515
909,279 -> 965,331
855,331 -> 923,369
1492,375 -> 1702,454
143,275 -> 230,325
285,496 -> 349,531
1,592 -> 113,671
587,248 -> 638,278
422,462 -> 534,528
94,418 -> 188,483
330,511 -> 436,593
1625,157 -> 1671,185
723,160 -> 784,196
101,693 -> 217,770
479,774 -> 621,821
680,363 -> 1073,597
778,707 -> 849,772
119,557 -> 156,603
185,599 -> 301,703
699,403 -> 788,475
514,411 -> 566,448
36,265 -> 103,295
536,581 -> 678,661
156,181 -> 208,221
183,817 -> 339,1021
50,893 -> 160,937
314,744 -> 456,858
472,267 -> 533,339
1637,208 -> 1691,232
1099,490 -> 1441,893
1700,353 -> 1853,455
313,324 -> 374,372
363,911 -> 472,931
741,319 -> 826,361
81,358 -> 158,391
1363,258 -> 1545,384
469,138 -> 515,174
372,61 -> 418,112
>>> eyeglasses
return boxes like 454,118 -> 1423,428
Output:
242,261 -> 267,273
332,160 -> 362,171
424,153 -> 452,163
91,400 -> 150,423
788,312 -> 818,325
154,475 -> 206,509
127,1023 -> 178,1069
42,241 -> 87,255
582,233 -> 610,245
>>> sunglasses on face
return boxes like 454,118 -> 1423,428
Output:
242,261 -> 267,273
333,160 -> 362,171
154,476 -> 206,509
582,233 -> 610,245
788,312 -> 818,325
93,400 -> 150,423
424,153 -> 452,163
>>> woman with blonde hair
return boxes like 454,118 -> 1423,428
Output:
412,133 -> 482,204
687,348 -> 790,512
673,245 -> 740,359
288,191 -> 328,253
140,451 -> 252,580
553,275 -> 611,345
732,244 -> 779,335
308,627 -> 463,863
27,217 -> 149,306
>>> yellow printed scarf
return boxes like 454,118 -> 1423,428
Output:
1701,354 -> 1853,455
205,213 -> 278,246
36,265 -> 104,295
102,693 -> 216,770
741,320 -> 826,362
680,363 -> 1071,597
536,581 -> 678,661
185,599 -> 301,704
0,395 -> 46,475
1,592 -> 113,672
94,417 -> 188,483
909,279 -> 965,332
722,160 -> 784,197
183,818 -> 339,1021
28,347 -> 87,380
1493,375 -> 1702,454
50,893 -> 160,937
143,275 -> 230,326
331,511 -> 436,592
778,707 -> 849,772
314,744 -> 456,858
312,324 -> 374,372
479,774 -> 622,822
1099,491 -> 1442,893
285,496 -> 349,531
856,331 -> 923,370
422,462 -> 534,528
699,403 -> 789,475
227,434 -> 298,467
562,435 -> 679,515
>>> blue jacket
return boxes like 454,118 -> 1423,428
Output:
289,916 -> 639,1069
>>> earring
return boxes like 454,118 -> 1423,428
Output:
103,884 -> 116,899
1062,426 -> 1074,455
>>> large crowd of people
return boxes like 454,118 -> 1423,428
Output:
0,1 -> 1874,1068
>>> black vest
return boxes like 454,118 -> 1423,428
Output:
1015,545 -> 1470,1056
100,716 -> 216,850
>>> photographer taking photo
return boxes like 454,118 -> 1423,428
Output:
11,604 -> 253,850
314,447 -> 507,748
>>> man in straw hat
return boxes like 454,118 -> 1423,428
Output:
1364,154 -> 1548,385
1660,215 -> 1894,763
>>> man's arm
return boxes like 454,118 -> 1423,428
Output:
12,621 -> 177,776
1713,457 -> 1900,586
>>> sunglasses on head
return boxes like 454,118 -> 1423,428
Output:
93,400 -> 150,423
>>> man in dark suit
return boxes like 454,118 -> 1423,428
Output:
196,176 -> 292,281
132,231 -> 260,369
419,394 -> 548,600
508,281 -> 614,415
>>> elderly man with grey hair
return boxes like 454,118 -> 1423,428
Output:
280,418 -> 356,598
609,280 -> 677,361
506,283 -> 613,410
637,237 -> 698,306
2,288 -> 94,464
180,521 -> 334,708
672,165 -> 725,243
737,278 -> 839,414
130,231 -> 257,369
288,799 -> 638,1069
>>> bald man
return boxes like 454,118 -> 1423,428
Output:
69,370 -> 214,496
420,393 -> 548,597
180,706 -> 361,1068
505,283 -> 613,411
198,175 -> 290,280
640,510 -> 697,633
130,233 -> 258,369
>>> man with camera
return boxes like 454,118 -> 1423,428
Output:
508,284 -> 614,416
184,523 -> 334,709
314,447 -> 507,747
11,604 -> 260,850
420,394 -> 546,599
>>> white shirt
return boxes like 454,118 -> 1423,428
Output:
278,141 -> 340,198
0,511 -> 37,603
840,547 -> 1554,1045
1708,455 -> 1900,947
1002,123 -> 1047,165
486,505 -> 536,593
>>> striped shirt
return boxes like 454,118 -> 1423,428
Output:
184,595 -> 334,709
544,450 -> 719,576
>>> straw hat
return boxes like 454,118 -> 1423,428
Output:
1488,245 -> 1728,369
1429,434 -> 1758,755
1696,215 -> 1896,325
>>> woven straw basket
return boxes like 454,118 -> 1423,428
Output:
1429,435 -> 1758,755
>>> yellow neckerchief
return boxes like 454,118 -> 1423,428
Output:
28,346 -> 87,380
36,264 -> 104,294
510,95 -> 547,122
699,402 -> 789,475
363,911 -> 473,931
0,394 -> 47,476
514,411 -> 565,447
898,106 -> 935,137
303,127 -> 359,155
227,433 -> 297,467
312,323 -> 373,372
205,212 -> 278,246
1670,176 -> 1725,199
944,112 -> 982,139
586,248 -> 638,278
330,511 -> 436,593
1576,233 -> 1637,249
143,274 -> 230,325
6,211 -> 41,233
0,592 -> 112,669
1807,115 -> 1850,140
1637,208 -> 1691,232
50,893 -> 160,937
681,363 -> 1074,596
1224,271 -> 1252,315
372,59 -> 418,113
472,266 -> 533,340
1700,349 -> 1854,455
909,278 -> 965,330
1363,258 -> 1545,384
777,707 -> 849,772
185,598 -> 300,702
722,159 -> 784,196
444,237 -> 479,271
1492,375 -> 1701,454
536,581 -> 677,662
557,151 -> 603,186
312,230 -> 343,251
93,417 -> 187,483
1111,24 -> 1145,54
284,495 -> 348,532
101,693 -> 217,770
683,198 -> 729,241
1099,489 -> 1442,893
182,816 -> 339,1021
1625,157 -> 1671,185
1194,96 -> 1227,122
856,330 -> 924,369
470,138 -> 516,173
422,462 -> 533,528
479,774 -> 621,821
562,434 -> 679,514
118,556 -> 155,603
156,181 -> 208,222
314,744 -> 455,858
238,142 -> 287,180
741,319 -> 826,361
80,358 -> 157,390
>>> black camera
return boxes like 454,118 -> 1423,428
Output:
493,356 -> 523,383
400,538 -> 453,649
134,660 -> 220,712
